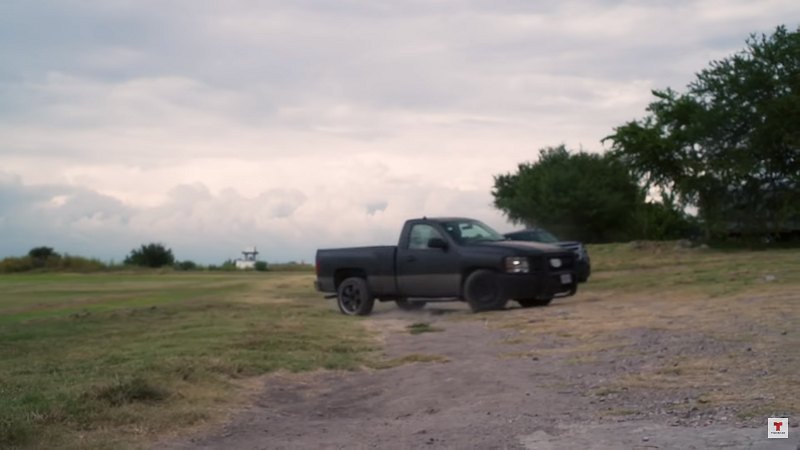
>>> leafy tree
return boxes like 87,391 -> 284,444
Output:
492,146 -> 645,242
254,261 -> 268,272
28,246 -> 59,260
28,246 -> 61,268
633,193 -> 699,240
124,243 -> 175,268
605,25 -> 800,238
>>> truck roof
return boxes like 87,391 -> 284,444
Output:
415,217 -> 476,222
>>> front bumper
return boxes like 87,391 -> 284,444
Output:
575,260 -> 591,282
497,270 -> 578,299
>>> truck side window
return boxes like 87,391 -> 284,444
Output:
408,224 -> 444,250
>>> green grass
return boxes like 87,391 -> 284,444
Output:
406,322 -> 444,335
0,272 -> 375,449
369,353 -> 451,369
586,241 -> 800,296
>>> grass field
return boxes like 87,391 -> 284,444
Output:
2,244 -> 799,448
0,272 -> 374,449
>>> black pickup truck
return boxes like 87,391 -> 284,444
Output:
315,217 -> 578,315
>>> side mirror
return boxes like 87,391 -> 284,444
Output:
428,237 -> 448,250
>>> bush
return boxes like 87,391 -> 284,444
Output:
219,259 -> 237,271
0,254 -> 107,273
57,255 -> 106,272
254,261 -> 268,271
28,246 -> 60,268
174,260 -> 199,271
124,243 -> 175,268
0,257 -> 34,273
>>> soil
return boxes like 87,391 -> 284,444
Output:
164,299 -> 799,450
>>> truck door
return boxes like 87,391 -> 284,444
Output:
396,223 -> 460,297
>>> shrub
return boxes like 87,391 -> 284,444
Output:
93,377 -> 169,406
254,261 -> 268,271
0,257 -> 34,273
124,243 -> 175,268
58,255 -> 107,272
174,260 -> 199,271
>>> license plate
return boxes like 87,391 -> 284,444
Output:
560,273 -> 573,284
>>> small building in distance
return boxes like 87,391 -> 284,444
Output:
235,246 -> 259,270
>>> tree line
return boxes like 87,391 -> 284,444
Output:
493,25 -> 799,244
0,244 -> 270,273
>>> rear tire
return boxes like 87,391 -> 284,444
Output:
464,270 -> 507,312
396,298 -> 426,311
337,277 -> 374,316
517,297 -> 553,308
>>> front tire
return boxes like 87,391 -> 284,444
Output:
517,297 -> 553,308
396,298 -> 426,311
337,277 -> 374,316
464,270 -> 507,312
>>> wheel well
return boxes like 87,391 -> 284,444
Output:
460,267 -> 494,294
334,268 -> 367,290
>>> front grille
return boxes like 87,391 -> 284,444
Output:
547,253 -> 575,271
529,253 -> 575,271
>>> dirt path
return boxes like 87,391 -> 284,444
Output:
165,300 -> 798,449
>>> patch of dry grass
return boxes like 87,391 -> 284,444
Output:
479,243 -> 799,418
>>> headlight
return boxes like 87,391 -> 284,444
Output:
505,256 -> 529,273
549,258 -> 562,269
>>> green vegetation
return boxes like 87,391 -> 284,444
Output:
0,248 -> 107,273
606,25 -> 800,239
492,146 -> 641,242
0,272 -> 374,449
370,353 -> 450,369
267,262 -> 314,272
124,243 -> 175,268
406,322 -> 444,335
493,26 -> 799,243
587,241 -> 800,296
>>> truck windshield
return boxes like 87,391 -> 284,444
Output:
439,220 -> 506,244
531,230 -> 560,243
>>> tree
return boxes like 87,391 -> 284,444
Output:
492,146 -> 645,242
605,25 -> 800,239
28,246 -> 60,268
124,243 -> 175,268
28,246 -> 59,260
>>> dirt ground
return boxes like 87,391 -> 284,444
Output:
165,294 -> 799,450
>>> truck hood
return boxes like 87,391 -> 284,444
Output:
472,240 -> 566,254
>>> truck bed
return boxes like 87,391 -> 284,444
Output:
316,246 -> 398,296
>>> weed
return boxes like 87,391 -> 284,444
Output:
370,354 -> 450,369
93,377 -> 169,406
407,322 -> 444,335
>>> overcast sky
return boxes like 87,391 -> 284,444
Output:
1,1 -> 797,264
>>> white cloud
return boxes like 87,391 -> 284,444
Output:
1,0 -> 798,261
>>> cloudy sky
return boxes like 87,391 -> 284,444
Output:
1,1 -> 797,264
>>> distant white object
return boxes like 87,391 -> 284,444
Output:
235,246 -> 259,269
